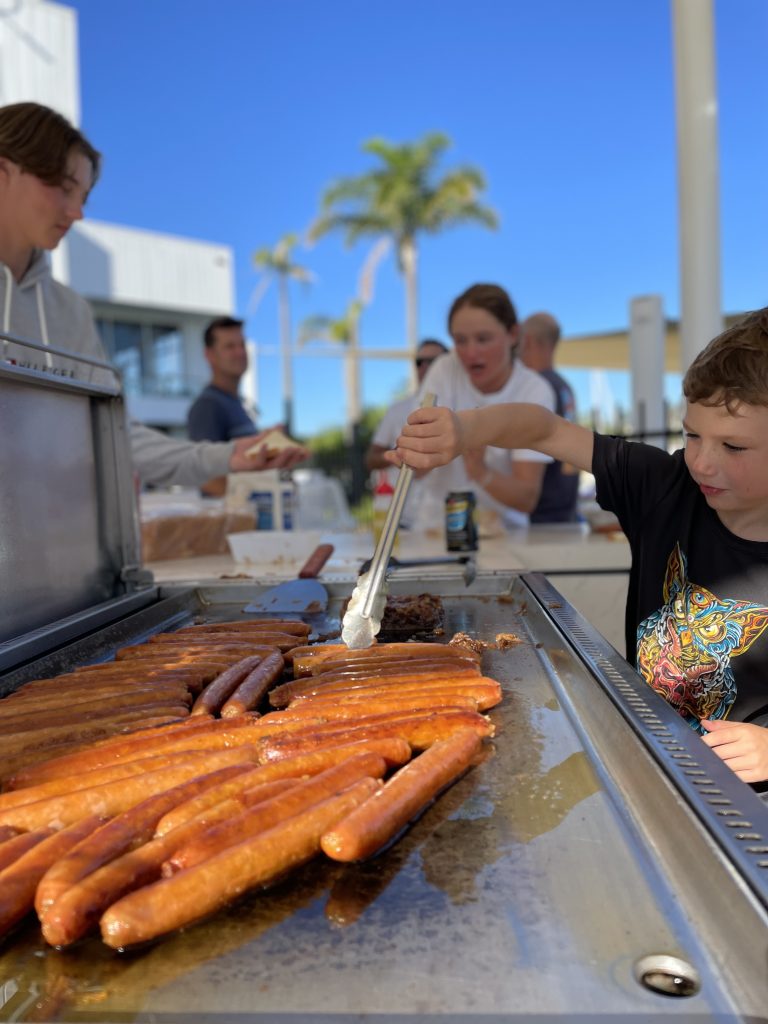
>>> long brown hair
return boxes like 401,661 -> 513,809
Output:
0,102 -> 100,186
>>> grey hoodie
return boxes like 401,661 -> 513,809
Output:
0,252 -> 233,487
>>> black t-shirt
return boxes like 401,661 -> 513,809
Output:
531,369 -> 580,523
187,385 -> 257,443
593,433 -> 768,731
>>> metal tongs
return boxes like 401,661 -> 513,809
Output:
341,392 -> 436,649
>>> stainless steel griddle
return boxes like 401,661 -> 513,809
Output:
1,356 -> 767,1021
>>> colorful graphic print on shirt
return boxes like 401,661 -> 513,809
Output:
636,544 -> 768,733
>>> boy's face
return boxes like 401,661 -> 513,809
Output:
1,147 -> 92,252
683,399 -> 768,530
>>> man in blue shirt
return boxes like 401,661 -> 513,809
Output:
187,317 -> 258,444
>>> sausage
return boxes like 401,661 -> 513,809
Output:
0,687 -> 193,720
0,679 -> 192,711
0,750 -> 260,832
308,654 -> 481,678
321,729 -> 483,861
154,739 -> 409,836
179,619 -> 310,637
33,764 -> 254,918
298,543 -> 335,579
269,667 -> 485,708
38,781 -> 295,947
0,829 -> 54,871
0,826 -> 19,845
284,695 -> 480,719
0,816 -> 105,939
190,655 -> 267,716
148,633 -> 301,653
288,679 -> 503,712
0,691 -> 193,731
6,715 -> 263,789
310,656 -> 481,680
0,744 -> 279,814
100,777 -> 379,948
220,652 -> 285,718
258,710 -> 495,762
115,643 -> 260,662
165,751 -> 388,873
291,642 -> 480,677
0,705 -> 192,757
154,776 -> 298,837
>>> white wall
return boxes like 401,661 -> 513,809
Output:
0,0 -> 79,122
55,221 -> 235,316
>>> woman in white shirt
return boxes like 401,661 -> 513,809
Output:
414,283 -> 555,530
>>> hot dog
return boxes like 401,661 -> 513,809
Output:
321,728 -> 483,861
100,777 -> 379,948
154,738 -> 411,837
6,716 -> 264,789
33,764 -> 254,918
291,642 -> 480,677
0,750 -> 260,832
220,652 -> 285,718
268,667 -> 485,708
0,816 -> 105,939
148,633 -> 301,653
287,678 -> 503,711
189,655 -> 267,716
180,619 -> 311,637
283,695 -> 480,719
258,710 -> 494,761
165,751 -> 389,874
0,829 -> 54,871
308,654 -> 481,678
38,780 -> 296,947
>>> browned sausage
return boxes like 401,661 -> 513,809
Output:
321,729 -> 483,861
298,543 -> 335,578
287,678 -> 503,711
165,751 -> 387,873
38,781 -> 296,947
190,656 -> 266,716
220,652 -> 285,718
0,751 -> 260,832
269,666 -> 484,708
258,710 -> 495,761
0,816 -> 105,938
100,777 -> 379,948
33,764 -> 254,917
0,829 -> 54,871
179,619 -> 310,637
6,715 -> 262,789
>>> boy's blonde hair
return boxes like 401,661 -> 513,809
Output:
683,307 -> 768,410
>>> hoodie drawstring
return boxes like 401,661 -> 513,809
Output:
35,280 -> 53,369
2,265 -> 10,360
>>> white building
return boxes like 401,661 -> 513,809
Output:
0,0 -> 239,432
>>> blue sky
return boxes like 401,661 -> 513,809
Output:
67,0 -> 767,436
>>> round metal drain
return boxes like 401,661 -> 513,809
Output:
634,954 -> 701,997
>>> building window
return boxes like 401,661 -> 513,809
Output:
95,318 -> 187,397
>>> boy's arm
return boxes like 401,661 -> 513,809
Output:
385,403 -> 595,475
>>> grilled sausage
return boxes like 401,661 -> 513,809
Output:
220,652 -> 285,717
321,729 -> 483,861
100,778 -> 379,948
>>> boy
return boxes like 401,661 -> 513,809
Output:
386,308 -> 768,785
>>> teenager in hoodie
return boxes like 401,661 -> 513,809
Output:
0,102 -> 306,487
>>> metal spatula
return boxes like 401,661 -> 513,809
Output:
341,392 -> 436,649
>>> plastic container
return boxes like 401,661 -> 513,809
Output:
371,469 -> 398,551
293,469 -> 355,531
248,471 -> 295,531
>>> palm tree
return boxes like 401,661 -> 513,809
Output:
299,300 -> 363,432
252,233 -> 314,436
309,132 -> 498,352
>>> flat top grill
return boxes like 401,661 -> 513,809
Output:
0,571 -> 766,1021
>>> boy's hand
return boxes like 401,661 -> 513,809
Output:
700,718 -> 768,783
383,407 -> 464,470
